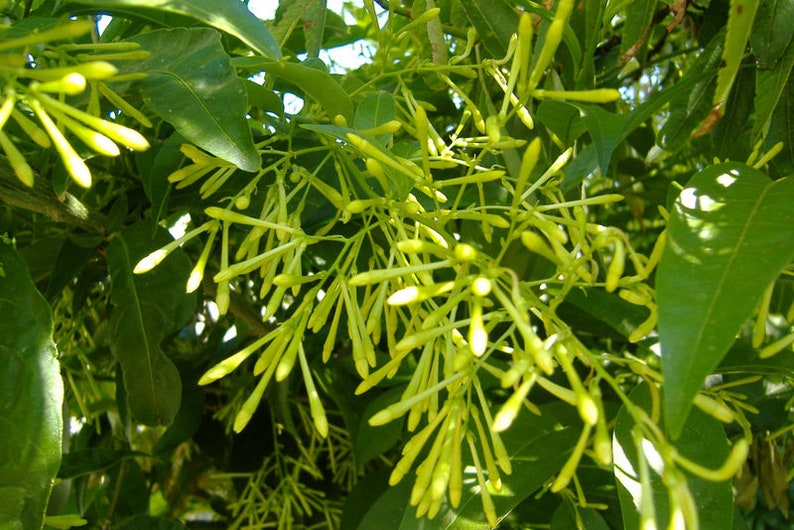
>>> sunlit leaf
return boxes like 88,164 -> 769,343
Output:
657,162 -> 794,437
67,0 -> 281,59
125,28 -> 261,172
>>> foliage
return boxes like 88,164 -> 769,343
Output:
1,0 -> 794,529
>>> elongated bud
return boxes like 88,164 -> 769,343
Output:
693,393 -> 736,424
759,332 -> 794,359
532,88 -> 621,103
29,98 -> 92,187
0,130 -> 33,186
605,238 -> 625,293
32,73 -> 87,95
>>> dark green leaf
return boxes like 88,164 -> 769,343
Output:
234,56 -> 353,121
767,76 -> 794,174
0,241 -> 63,530
613,382 -> 733,529
657,162 -> 794,437
357,408 -> 577,529
106,223 -> 197,425
355,387 -> 405,464
753,36 -> 794,140
536,100 -> 586,145
127,28 -> 261,172
577,105 -> 626,174
659,34 -> 724,152
115,514 -> 188,529
620,0 -> 658,61
460,0 -> 517,59
67,0 -> 281,59
559,287 -> 651,341
58,448 -> 144,480
750,0 -> 794,68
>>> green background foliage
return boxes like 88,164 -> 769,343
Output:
1,0 -> 793,529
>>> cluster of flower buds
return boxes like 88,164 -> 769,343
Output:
0,19 -> 150,188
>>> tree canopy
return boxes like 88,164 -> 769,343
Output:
1,0 -> 794,529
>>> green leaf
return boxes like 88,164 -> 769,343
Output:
58,448 -> 144,480
106,223 -> 197,426
577,105 -> 626,174
613,382 -> 734,530
750,0 -> 794,69
753,35 -> 794,140
767,76 -> 794,173
303,0 -> 327,58
620,0 -> 658,61
0,241 -> 63,530
659,33 -> 724,152
115,514 -> 188,529
536,100 -> 586,145
67,0 -> 281,59
712,0 -> 760,112
356,408 -> 578,529
355,387 -> 405,464
234,56 -> 353,122
354,91 -> 397,145
127,28 -> 261,172
657,162 -> 794,438
460,0 -> 517,60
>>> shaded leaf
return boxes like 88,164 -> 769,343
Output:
536,100 -> 586,145
0,241 -> 63,530
753,36 -> 794,140
750,0 -> 794,68
234,56 -> 353,121
115,514 -> 188,529
767,76 -> 794,174
460,0 -> 517,60
577,105 -> 626,174
657,162 -> 794,437
58,448 -> 144,480
355,387 -> 405,464
67,0 -> 281,59
127,28 -> 260,172
659,33 -> 724,152
107,223 -> 197,425
613,382 -> 733,529
620,0 -> 658,63
356,408 -> 578,529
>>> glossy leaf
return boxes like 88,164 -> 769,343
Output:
750,0 -> 794,68
657,162 -> 794,437
106,223 -> 197,426
613,382 -> 733,529
233,57 -> 353,121
0,241 -> 63,530
127,28 -> 261,172
67,0 -> 281,59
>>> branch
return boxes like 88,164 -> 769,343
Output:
0,155 -> 107,234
